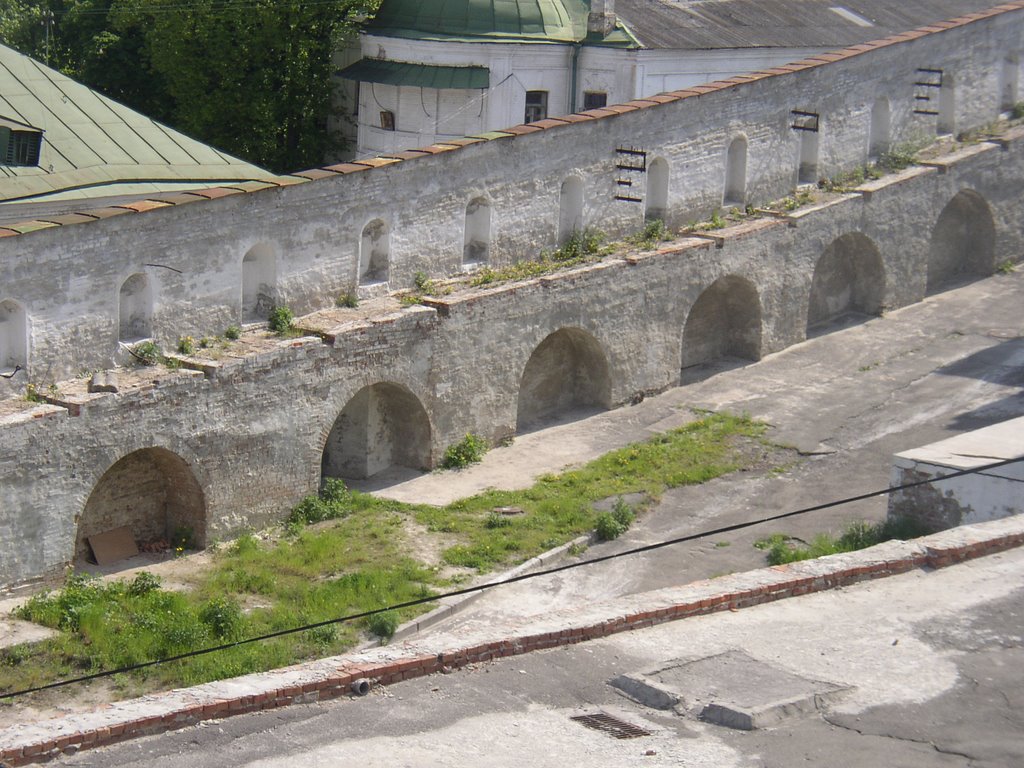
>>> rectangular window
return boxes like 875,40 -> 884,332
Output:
380,110 -> 395,131
524,91 -> 548,123
0,130 -> 41,167
583,91 -> 607,110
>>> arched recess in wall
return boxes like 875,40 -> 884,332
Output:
76,447 -> 207,564
1000,56 -> 1020,111
938,73 -> 956,135
557,176 -> 584,244
797,129 -> 819,185
681,275 -> 762,379
321,382 -> 431,482
118,273 -> 153,342
723,136 -> 747,206
516,328 -> 611,433
241,244 -> 277,323
0,299 -> 28,374
927,189 -> 996,294
646,157 -> 669,222
464,197 -> 491,266
806,233 -> 886,333
868,98 -> 891,159
360,219 -> 390,285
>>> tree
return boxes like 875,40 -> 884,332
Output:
0,0 -> 377,172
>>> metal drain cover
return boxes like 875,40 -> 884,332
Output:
570,712 -> 651,739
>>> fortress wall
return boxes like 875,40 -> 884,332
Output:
0,7 -> 1022,389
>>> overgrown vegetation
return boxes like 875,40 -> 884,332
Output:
754,517 -> 931,565
268,305 -> 294,334
0,412 -> 774,702
440,433 -> 489,469
336,291 -> 359,309
224,325 -> 242,340
630,219 -> 669,249
595,497 -> 636,541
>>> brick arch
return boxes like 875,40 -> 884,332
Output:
807,232 -> 886,332
681,275 -> 762,377
516,327 -> 611,433
321,382 -> 432,482
927,189 -> 996,294
77,447 -> 206,563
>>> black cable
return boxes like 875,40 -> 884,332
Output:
1,454 -> 1020,701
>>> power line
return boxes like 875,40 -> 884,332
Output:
1,454 -> 1020,701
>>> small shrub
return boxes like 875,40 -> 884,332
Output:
336,291 -> 359,308
413,271 -> 431,291
177,335 -> 196,355
306,623 -> 338,647
631,219 -> 668,248
367,610 -> 399,642
321,477 -> 349,503
484,511 -> 513,529
876,143 -> 919,173
127,571 -> 161,597
268,305 -> 294,333
708,210 -> 726,229
441,433 -> 489,469
996,259 -> 1016,275
595,512 -> 626,541
224,325 -> 242,340
611,497 -> 636,529
1012,102 -> 1024,120
24,383 -> 46,403
132,340 -> 161,366
198,597 -> 243,640
172,525 -> 194,553
555,227 -> 605,261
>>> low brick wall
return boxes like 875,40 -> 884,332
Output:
2,514 -> 1022,765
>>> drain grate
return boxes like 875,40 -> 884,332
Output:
570,712 -> 651,739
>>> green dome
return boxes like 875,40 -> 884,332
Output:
367,0 -> 590,42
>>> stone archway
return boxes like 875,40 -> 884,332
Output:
322,382 -> 431,481
807,233 -> 886,332
516,328 -> 611,433
77,448 -> 206,563
681,275 -> 762,375
927,190 -> 996,294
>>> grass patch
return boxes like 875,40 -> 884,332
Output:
1,412 -> 773,704
754,517 -> 932,566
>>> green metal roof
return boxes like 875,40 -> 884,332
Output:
0,42 -> 279,203
339,59 -> 490,89
367,0 -> 589,42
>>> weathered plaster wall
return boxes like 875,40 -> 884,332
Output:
1,131 -> 1022,587
1,6 -> 1022,391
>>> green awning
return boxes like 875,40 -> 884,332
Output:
338,59 -> 489,89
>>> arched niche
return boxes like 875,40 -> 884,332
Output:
464,197 -> 491,266
241,243 -> 277,323
0,299 -> 28,373
724,136 -> 747,205
807,233 -> 886,333
77,447 -> 207,563
322,382 -> 431,481
681,275 -> 762,377
938,74 -> 956,135
118,273 -> 153,342
360,219 -> 390,285
798,129 -> 819,185
927,189 -> 996,293
516,328 -> 611,433
869,98 -> 891,159
557,176 -> 584,244
646,157 -> 669,222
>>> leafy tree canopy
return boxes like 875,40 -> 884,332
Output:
0,0 -> 378,172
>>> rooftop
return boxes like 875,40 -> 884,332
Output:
0,42 -> 279,204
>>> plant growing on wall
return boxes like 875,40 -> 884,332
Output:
268,305 -> 294,334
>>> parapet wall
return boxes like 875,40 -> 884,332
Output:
0,125 -> 1022,587
1,3 -> 1023,388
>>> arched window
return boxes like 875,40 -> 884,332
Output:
360,219 -> 390,285
724,137 -> 747,205
646,157 -> 669,222
118,273 -> 153,342
868,99 -> 890,159
241,244 -> 276,323
0,299 -> 27,373
464,197 -> 491,266
558,176 -> 584,244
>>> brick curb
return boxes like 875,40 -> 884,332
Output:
2,515 -> 1022,765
